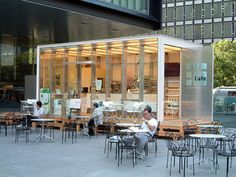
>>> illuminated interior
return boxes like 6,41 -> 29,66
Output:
39,37 -> 182,119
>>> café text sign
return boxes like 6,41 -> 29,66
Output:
186,63 -> 207,86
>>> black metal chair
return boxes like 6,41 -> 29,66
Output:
117,135 -> 137,167
15,115 -> 32,142
216,134 -> 236,177
104,118 -> 120,154
62,120 -> 77,144
168,138 -> 196,177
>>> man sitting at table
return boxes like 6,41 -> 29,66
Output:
135,105 -> 157,159
88,102 -> 103,136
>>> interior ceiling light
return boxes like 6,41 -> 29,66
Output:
111,42 -> 122,48
165,45 -> 181,51
144,39 -> 157,45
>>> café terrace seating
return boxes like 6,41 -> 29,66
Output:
62,119 -> 77,144
216,133 -> 236,177
15,115 -> 32,142
166,134 -> 197,177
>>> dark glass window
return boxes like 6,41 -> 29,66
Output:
167,0 -> 175,3
214,23 -> 222,38
204,23 -> 212,38
185,25 -> 193,40
224,2 -> 232,17
194,4 -> 202,20
204,3 -> 212,19
224,22 -> 232,38
213,2 -> 222,18
185,5 -> 193,20
176,26 -> 183,39
176,6 -> 184,21
194,24 -> 202,39
167,7 -> 175,22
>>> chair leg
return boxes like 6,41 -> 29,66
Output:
166,150 -> 169,168
193,156 -> 195,175
226,156 -> 229,177
183,157 -> 186,177
169,155 -> 172,176
104,138 -> 107,153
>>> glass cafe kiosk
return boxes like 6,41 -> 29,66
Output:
36,35 -> 213,122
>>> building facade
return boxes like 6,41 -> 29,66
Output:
0,0 -> 161,111
160,0 -> 236,45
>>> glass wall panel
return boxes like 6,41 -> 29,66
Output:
185,5 -> 193,20
98,0 -> 149,15
162,8 -> 167,23
95,47 -> 106,94
126,40 -> 139,96
120,0 -> 128,8
224,22 -> 232,38
204,3 -> 212,19
214,23 -> 222,38
224,2 -> 232,17
213,2 -> 222,18
176,6 -> 184,21
167,7 -> 175,22
166,26 -> 175,37
176,26 -> 183,39
185,25 -> 193,40
181,46 -> 213,121
162,8 -> 166,22
194,4 -> 202,20
204,23 -> 212,39
110,42 -> 122,94
194,24 -> 202,39
143,39 -> 157,94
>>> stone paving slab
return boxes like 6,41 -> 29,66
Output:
0,129 -> 235,177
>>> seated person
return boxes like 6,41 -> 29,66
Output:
88,102 -> 103,136
135,105 -> 157,158
32,101 -> 44,118
25,101 -> 44,127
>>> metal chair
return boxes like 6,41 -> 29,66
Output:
216,134 -> 236,177
117,135 -> 137,167
15,115 -> 32,142
62,120 -> 77,144
168,138 -> 196,177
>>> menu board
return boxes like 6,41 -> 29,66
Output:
69,99 -> 81,109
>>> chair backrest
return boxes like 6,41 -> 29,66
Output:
183,119 -> 198,135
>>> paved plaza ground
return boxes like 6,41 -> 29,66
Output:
1,129 -> 236,177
